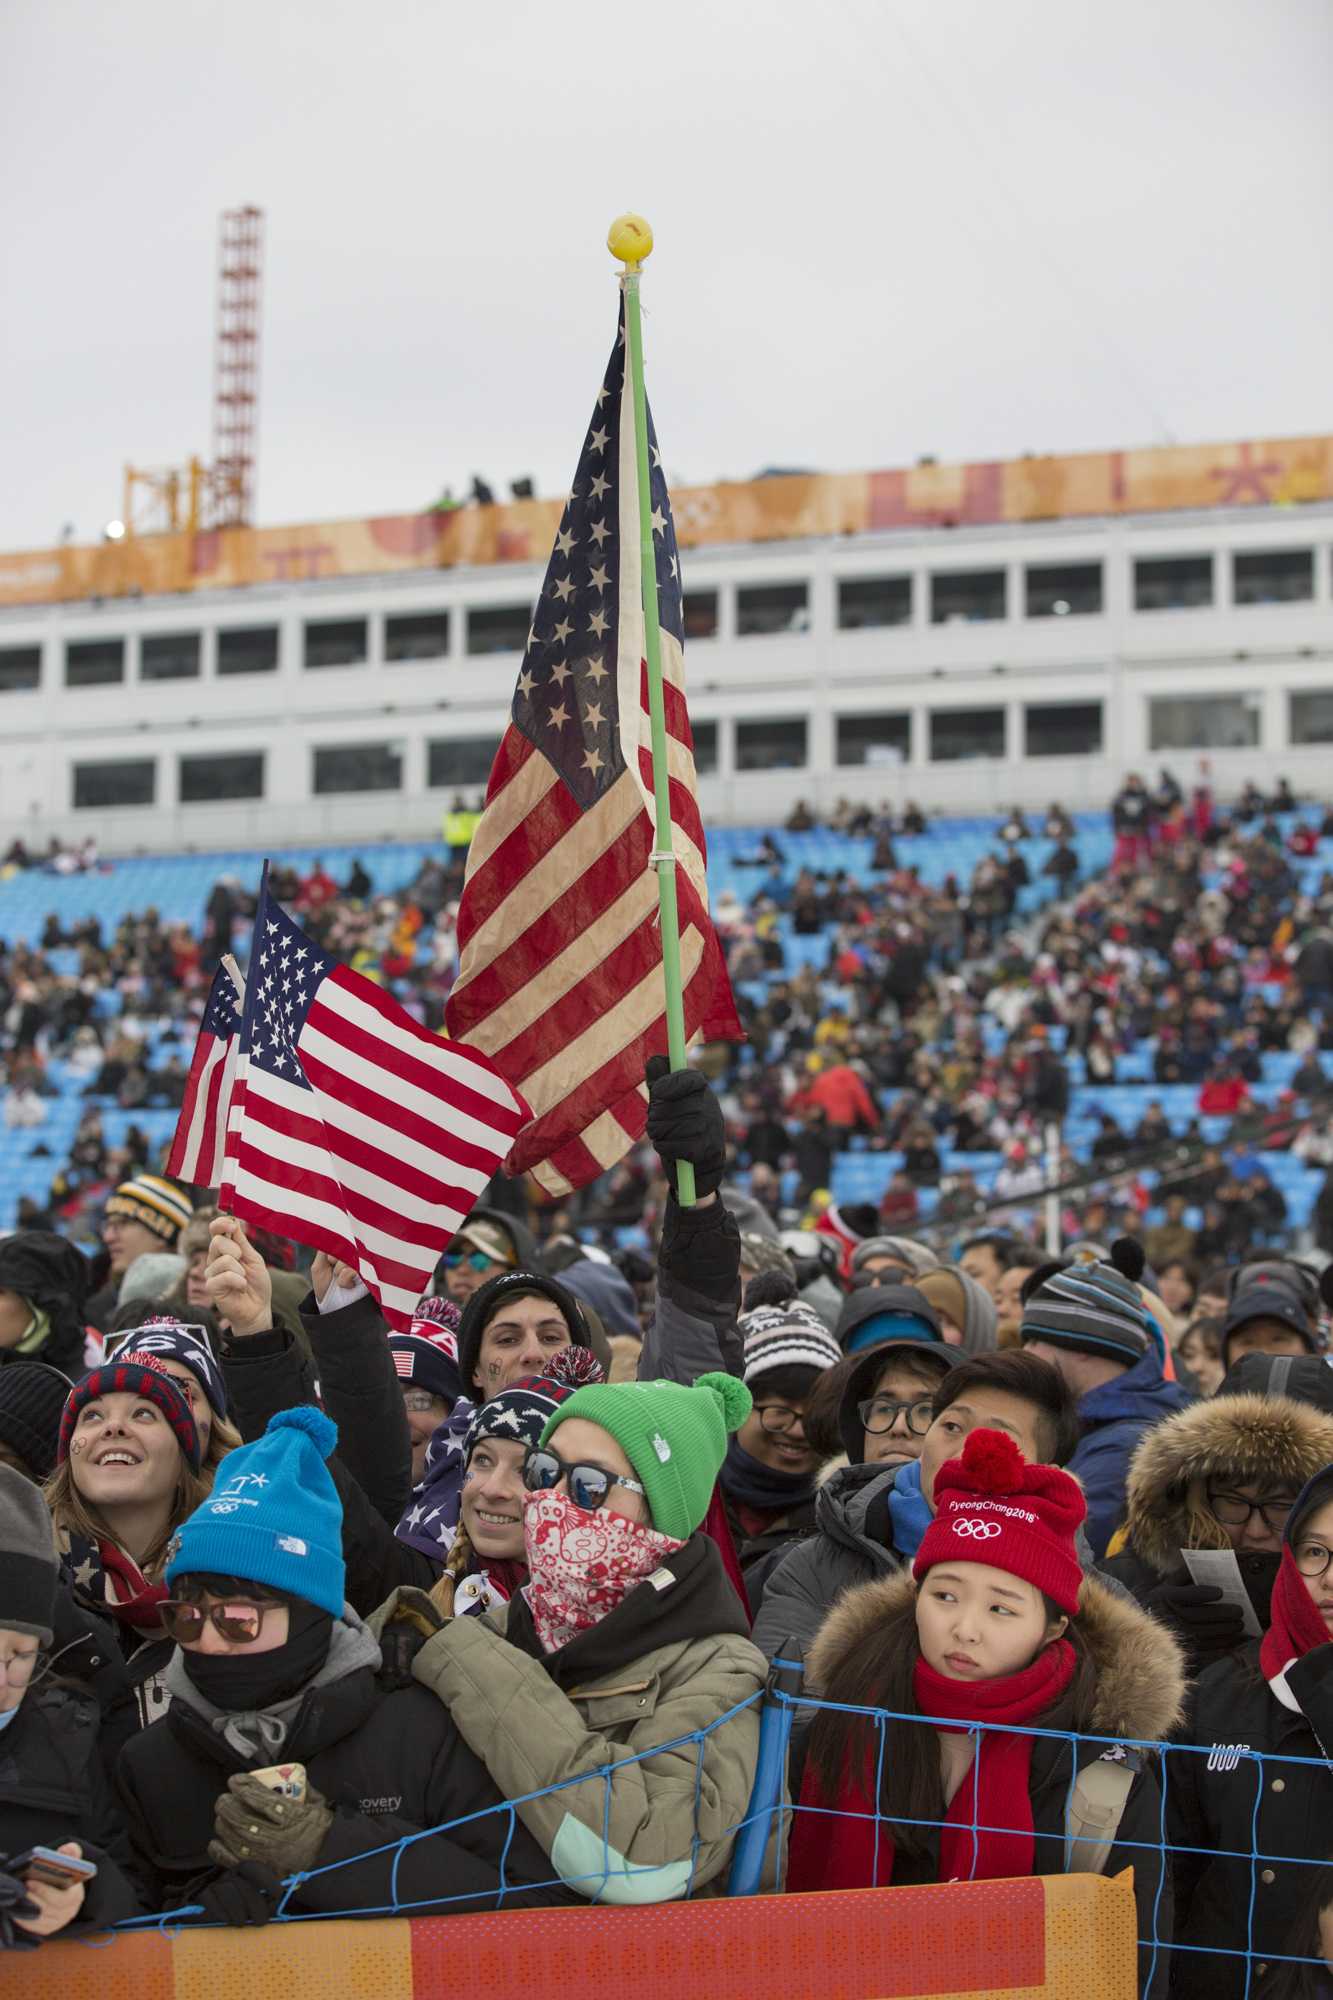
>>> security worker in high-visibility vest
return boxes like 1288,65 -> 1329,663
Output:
444,795 -> 481,862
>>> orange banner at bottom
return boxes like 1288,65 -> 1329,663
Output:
4,1872 -> 1137,2000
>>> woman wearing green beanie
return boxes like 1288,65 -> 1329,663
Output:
408,1369 -> 785,1902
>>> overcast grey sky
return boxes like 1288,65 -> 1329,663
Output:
1,0 -> 1330,551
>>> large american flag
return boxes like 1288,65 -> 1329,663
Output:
445,297 -> 740,1196
166,965 -> 242,1187
219,873 -> 530,1329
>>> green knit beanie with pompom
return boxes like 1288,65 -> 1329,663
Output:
539,1371 -> 751,1541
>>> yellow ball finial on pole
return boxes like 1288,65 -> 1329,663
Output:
607,212 -> 653,270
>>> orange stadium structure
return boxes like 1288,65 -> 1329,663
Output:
2,432 -> 1331,609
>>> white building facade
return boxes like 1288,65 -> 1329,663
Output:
1,494 -> 1331,853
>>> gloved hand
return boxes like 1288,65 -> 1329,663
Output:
1142,1578 -> 1245,1675
210,1772 -> 334,1876
645,1056 -> 726,1197
189,1861 -> 285,1928
0,1867 -> 40,1949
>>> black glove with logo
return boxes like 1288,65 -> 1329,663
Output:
1142,1576 -> 1246,1677
187,1861 -> 285,1928
645,1056 -> 726,1197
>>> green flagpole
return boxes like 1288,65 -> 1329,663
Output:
609,211 -> 696,1207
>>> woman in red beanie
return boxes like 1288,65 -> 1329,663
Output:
788,1427 -> 1185,1998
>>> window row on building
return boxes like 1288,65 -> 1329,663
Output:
0,544 -> 1325,697
704,546 -> 1324,636
56,689 -> 1333,809
0,605 -> 532,692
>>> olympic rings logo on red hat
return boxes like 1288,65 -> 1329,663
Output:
953,1518 -> 1003,1540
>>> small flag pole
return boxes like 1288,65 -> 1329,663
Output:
610,212 -> 696,1207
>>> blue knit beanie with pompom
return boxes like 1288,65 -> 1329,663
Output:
165,1405 -> 346,1616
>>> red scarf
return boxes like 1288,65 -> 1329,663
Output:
98,1542 -> 169,1631
788,1640 -> 1075,1894
1260,1547 -> 1330,1698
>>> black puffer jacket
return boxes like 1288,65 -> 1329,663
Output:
0,1684 -> 142,1931
0,1233 -> 91,1380
115,1625 -> 574,1918
1167,1642 -> 1333,2000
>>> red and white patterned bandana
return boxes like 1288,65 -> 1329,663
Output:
522,1489 -> 684,1655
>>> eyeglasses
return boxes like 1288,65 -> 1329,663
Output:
443,1249 -> 500,1272
523,1447 -> 647,1514
402,1391 -> 442,1414
1294,1540 -> 1333,1581
755,1404 -> 807,1437
858,1396 -> 936,1437
1208,1491 -> 1295,1532
159,1600 -> 280,1645
0,1649 -> 46,1688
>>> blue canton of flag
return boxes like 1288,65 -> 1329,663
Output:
510,297 -> 684,811
242,895 -> 336,1087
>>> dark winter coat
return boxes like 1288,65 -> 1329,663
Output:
0,1684 -> 142,1930
1069,1345 -> 1193,1560
114,1626 -> 573,1918
805,1569 -> 1186,1999
750,1460 -> 902,1671
1167,1642 -> 1333,2000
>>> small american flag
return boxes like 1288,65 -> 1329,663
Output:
445,297 -> 739,1196
166,965 -> 243,1187
224,872 -> 530,1330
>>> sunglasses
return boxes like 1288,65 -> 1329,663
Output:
523,1447 -> 647,1514
443,1249 -> 501,1272
160,1599 -> 280,1645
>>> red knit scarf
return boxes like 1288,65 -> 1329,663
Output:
1260,1547 -> 1330,1698
788,1640 -> 1076,1894
98,1542 -> 169,1631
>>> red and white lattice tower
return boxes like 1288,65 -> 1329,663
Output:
210,206 -> 264,529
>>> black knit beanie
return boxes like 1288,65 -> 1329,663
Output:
0,1363 -> 73,1482
455,1270 -> 591,1400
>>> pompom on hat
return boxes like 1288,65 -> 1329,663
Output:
913,1427 -> 1086,1617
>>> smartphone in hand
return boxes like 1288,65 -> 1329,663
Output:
10,1847 -> 98,1889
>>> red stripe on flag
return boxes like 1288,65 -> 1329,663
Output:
457,751 -> 588,943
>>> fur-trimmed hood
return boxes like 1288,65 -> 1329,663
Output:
807,1564 -> 1186,1743
1119,1391 -> 1333,1579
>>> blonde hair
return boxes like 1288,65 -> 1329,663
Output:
44,1391 -> 237,1584
428,1523 -> 473,1619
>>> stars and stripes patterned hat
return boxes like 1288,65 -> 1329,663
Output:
462,1345 -> 605,1463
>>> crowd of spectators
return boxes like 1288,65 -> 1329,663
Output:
4,782 -> 1333,1976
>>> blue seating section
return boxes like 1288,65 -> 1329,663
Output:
3,812 -> 1330,1236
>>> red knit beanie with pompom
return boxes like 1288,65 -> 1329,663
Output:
913,1427 -> 1086,1615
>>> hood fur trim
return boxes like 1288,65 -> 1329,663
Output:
808,1566 -> 1186,1743
1122,1392 -> 1333,1578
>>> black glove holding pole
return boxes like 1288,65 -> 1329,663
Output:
645,1056 -> 726,1198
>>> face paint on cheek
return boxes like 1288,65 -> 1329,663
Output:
70,1438 -> 86,1453
488,1363 -> 500,1380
